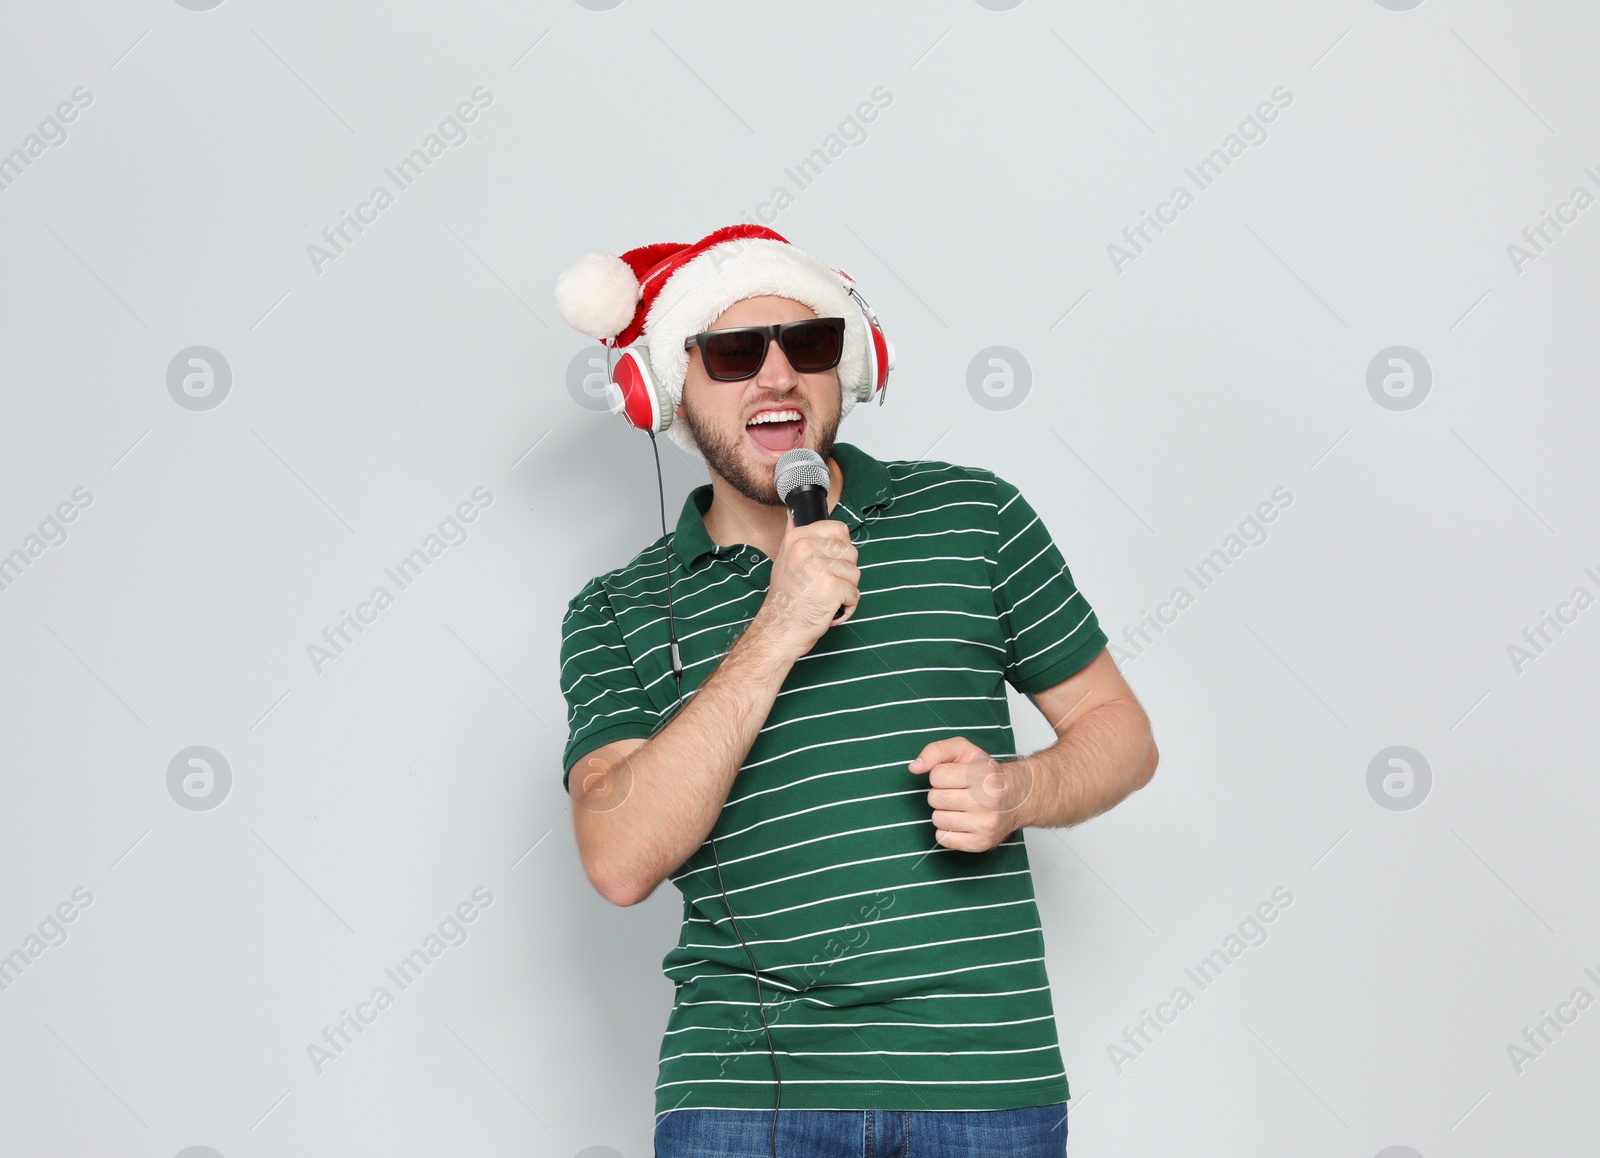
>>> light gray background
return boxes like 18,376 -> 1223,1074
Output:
2,1 -> 1596,1155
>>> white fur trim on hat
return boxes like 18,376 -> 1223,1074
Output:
644,238 -> 866,456
554,252 -> 639,340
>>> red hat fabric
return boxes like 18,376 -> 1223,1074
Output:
554,224 -> 868,455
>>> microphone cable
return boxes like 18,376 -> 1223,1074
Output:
646,429 -> 784,1158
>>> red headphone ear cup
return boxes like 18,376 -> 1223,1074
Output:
868,322 -> 892,394
840,276 -> 892,403
610,347 -> 666,432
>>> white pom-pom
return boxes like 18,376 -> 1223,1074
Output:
554,252 -> 639,339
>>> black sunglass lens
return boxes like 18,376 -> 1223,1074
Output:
781,321 -> 843,372
703,330 -> 767,379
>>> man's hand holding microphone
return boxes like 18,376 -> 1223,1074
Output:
749,448 -> 859,662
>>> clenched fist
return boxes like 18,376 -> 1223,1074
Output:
909,736 -> 1036,853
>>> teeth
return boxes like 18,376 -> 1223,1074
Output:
747,410 -> 802,425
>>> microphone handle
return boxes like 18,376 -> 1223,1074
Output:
786,485 -> 828,526
784,485 -> 846,620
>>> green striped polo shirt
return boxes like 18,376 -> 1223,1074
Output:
558,441 -> 1108,1117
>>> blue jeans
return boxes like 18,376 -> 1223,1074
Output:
655,1101 -> 1068,1157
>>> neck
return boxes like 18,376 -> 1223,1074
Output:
703,454 -> 844,559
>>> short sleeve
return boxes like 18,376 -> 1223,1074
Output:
990,475 -> 1108,695
558,578 -> 663,793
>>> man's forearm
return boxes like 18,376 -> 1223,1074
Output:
580,617 -> 794,904
1006,700 -> 1158,833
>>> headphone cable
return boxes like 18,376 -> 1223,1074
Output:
647,430 -> 783,1158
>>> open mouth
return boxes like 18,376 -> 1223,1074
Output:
746,408 -> 806,455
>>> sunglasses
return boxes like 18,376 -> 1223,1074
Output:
682,317 -> 846,382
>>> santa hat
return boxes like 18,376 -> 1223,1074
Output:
553,224 -> 867,456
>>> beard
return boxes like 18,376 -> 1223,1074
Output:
682,396 -> 842,506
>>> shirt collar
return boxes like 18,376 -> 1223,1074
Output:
670,441 -> 894,569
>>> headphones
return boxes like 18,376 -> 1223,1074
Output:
601,271 -> 894,433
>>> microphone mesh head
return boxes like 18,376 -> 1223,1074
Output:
774,448 -> 829,502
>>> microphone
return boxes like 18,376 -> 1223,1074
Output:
774,449 -> 846,620
775,448 -> 829,525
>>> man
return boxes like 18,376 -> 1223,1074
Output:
554,225 -> 1158,1158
